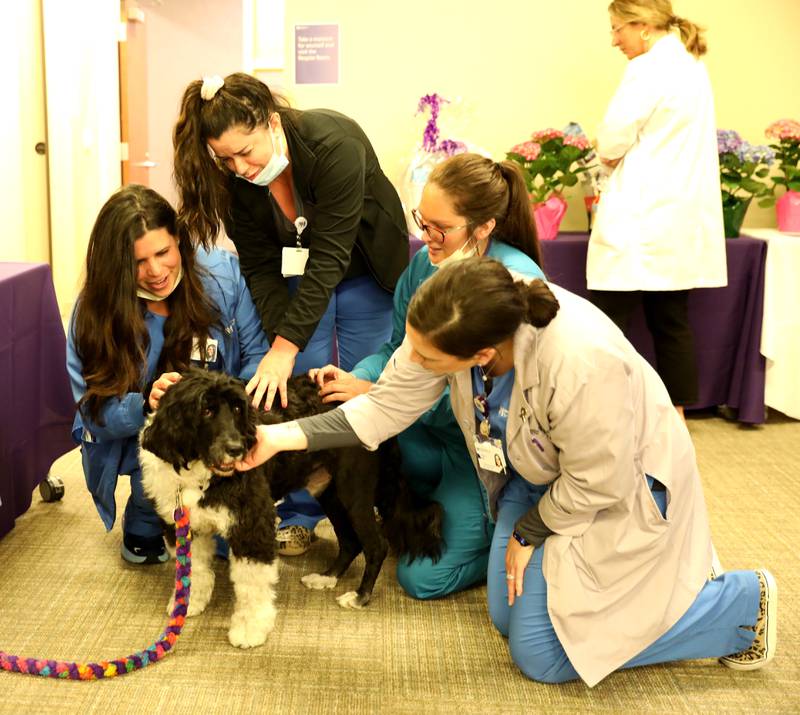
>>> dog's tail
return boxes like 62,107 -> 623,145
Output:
376,440 -> 444,564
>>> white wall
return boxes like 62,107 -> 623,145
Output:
42,0 -> 122,314
0,1 -> 50,264
143,0 -> 244,205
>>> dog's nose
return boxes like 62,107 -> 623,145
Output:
224,440 -> 246,458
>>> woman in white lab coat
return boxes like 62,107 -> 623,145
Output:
588,0 -> 726,417
234,258 -> 776,687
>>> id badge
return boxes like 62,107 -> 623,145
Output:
191,337 -> 219,364
281,246 -> 310,277
474,436 -> 506,473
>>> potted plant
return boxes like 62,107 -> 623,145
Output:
765,119 -> 800,232
507,125 -> 594,240
717,129 -> 774,238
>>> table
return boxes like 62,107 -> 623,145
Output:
0,263 -> 75,538
742,228 -> 800,420
542,233 -> 767,424
407,233 -> 767,423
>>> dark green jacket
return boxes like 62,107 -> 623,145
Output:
225,108 -> 409,349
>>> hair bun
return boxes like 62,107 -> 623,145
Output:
200,75 -> 224,101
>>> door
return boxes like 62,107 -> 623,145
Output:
0,1 -> 50,263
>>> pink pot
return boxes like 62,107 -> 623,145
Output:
776,190 -> 800,233
532,194 -> 567,241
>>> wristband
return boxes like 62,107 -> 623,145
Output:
512,530 -> 531,547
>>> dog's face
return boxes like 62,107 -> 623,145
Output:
141,368 -> 257,476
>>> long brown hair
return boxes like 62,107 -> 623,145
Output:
407,257 -> 559,359
428,153 -> 543,270
173,72 -> 290,248
74,185 -> 219,422
609,0 -> 707,56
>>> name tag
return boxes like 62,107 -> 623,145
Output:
281,246 -> 309,277
474,436 -> 506,474
191,337 -> 219,364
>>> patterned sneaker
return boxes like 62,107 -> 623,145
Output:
720,569 -> 777,670
276,525 -> 315,557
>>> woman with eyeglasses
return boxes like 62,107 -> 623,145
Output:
173,73 -> 409,556
589,0 -> 726,420
235,257 -> 776,686
307,153 -> 544,599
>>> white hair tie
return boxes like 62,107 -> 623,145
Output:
200,75 -> 224,101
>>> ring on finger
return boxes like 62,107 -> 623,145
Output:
506,574 -> 515,581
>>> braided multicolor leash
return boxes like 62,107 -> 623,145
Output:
0,505 -> 191,680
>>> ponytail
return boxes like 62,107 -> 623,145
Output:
496,160 -> 543,269
672,15 -> 707,57
173,80 -> 231,248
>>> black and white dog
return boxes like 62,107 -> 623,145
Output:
139,368 -> 442,649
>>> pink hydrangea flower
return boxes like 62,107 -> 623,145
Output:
766,119 -> 800,141
531,128 -> 564,143
510,141 -> 541,161
563,134 -> 590,150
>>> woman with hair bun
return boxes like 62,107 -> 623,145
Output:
234,257 -> 777,686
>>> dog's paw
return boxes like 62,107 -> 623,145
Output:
228,610 -> 275,649
301,573 -> 338,590
336,590 -> 369,609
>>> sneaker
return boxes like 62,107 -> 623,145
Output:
720,569 -> 777,670
121,532 -> 169,565
275,525 -> 315,557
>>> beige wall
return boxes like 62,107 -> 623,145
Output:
252,0 -> 800,230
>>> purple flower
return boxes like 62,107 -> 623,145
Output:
717,129 -> 743,155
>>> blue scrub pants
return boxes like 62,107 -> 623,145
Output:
487,475 -> 761,684
123,468 -> 163,538
277,274 -> 394,530
394,400 -> 495,599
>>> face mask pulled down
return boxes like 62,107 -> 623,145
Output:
244,124 -> 289,187
137,266 -> 184,302
430,234 -> 480,269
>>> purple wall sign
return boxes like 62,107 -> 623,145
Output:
295,24 -> 339,84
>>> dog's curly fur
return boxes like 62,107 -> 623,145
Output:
139,368 -> 443,648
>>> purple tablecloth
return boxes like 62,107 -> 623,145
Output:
0,263 -> 75,538
542,233 -> 767,424
407,233 -> 767,423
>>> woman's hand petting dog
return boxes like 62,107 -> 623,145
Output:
234,421 -> 310,471
148,371 -> 182,412
308,364 -> 372,403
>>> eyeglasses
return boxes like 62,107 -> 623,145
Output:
412,208 -> 468,244
610,21 -> 629,35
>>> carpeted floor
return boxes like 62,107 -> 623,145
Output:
1,411 -> 798,714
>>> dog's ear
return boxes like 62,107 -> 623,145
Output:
140,375 -> 206,472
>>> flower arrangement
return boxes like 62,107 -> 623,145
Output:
717,129 -> 775,207
717,129 -> 775,237
417,93 -> 467,157
507,124 -> 594,204
765,119 -> 800,193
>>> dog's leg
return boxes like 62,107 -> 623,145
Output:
167,533 -> 216,617
227,556 -> 279,649
301,488 -> 362,592
334,490 -> 388,610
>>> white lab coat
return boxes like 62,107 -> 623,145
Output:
588,34 -> 727,291
340,283 -> 712,687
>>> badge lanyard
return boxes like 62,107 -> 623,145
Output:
473,365 -> 507,474
281,216 -> 309,277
